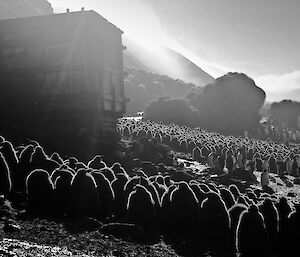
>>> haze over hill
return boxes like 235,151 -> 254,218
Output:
123,37 -> 215,87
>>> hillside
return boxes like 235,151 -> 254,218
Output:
124,66 -> 198,114
123,37 -> 215,87
0,0 -> 53,19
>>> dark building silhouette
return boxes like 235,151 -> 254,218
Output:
0,10 -> 126,159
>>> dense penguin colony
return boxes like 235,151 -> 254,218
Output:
0,119 -> 300,257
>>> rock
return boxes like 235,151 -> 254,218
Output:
262,185 -> 275,195
287,192 -> 296,197
3,222 -> 21,233
65,217 -> 103,233
99,222 -> 145,239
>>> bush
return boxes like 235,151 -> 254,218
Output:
270,100 -> 300,129
144,96 -> 199,127
187,72 -> 265,134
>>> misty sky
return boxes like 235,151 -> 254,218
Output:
48,0 -> 300,95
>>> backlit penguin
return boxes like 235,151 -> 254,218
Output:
189,183 -> 207,205
276,159 -> 285,177
286,157 -> 293,175
259,198 -> 279,251
69,169 -> 99,219
208,152 -> 215,167
122,125 -> 131,138
170,182 -> 199,235
275,197 -> 292,241
284,203 -> 300,254
53,170 -> 73,216
0,141 -> 18,190
246,191 -> 258,204
160,185 -> 177,235
255,158 -> 263,172
111,162 -> 129,178
201,146 -> 210,158
126,185 -> 158,235
237,196 -> 249,206
162,134 -> 171,145
155,175 -> 165,186
17,144 -> 35,192
200,192 -> 231,242
152,181 -> 167,199
88,155 -> 106,170
0,153 -> 12,195
74,161 -> 88,171
140,177 -> 160,210
228,203 -> 248,251
50,166 -> 75,184
217,154 -> 225,172
246,148 -> 254,161
192,147 -> 205,162
26,169 -> 54,217
207,182 -> 220,194
67,157 -> 79,170
253,188 -> 262,199
30,146 -> 59,174
226,154 -> 234,173
100,167 -> 116,182
198,183 -> 211,193
237,151 -> 244,169
229,184 -> 241,201
219,187 -> 236,209
163,175 -> 172,187
91,171 -> 115,221
124,176 -> 140,200
291,157 -> 298,176
50,152 -> 64,165
236,204 -> 269,257
148,175 -> 157,183
15,145 -> 25,158
137,129 -> 148,139
178,140 -> 188,153
188,141 -> 197,153
111,174 -> 129,221
136,169 -> 148,178
268,156 -> 277,174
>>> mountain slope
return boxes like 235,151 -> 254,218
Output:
0,0 -> 53,20
123,37 -> 215,87
124,66 -> 197,114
